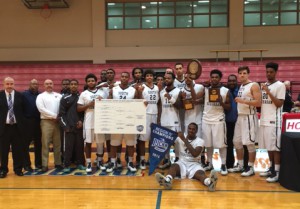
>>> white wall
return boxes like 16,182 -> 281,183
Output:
0,0 -> 300,63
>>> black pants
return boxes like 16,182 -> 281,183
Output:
0,124 -> 24,173
226,122 -> 249,169
64,130 -> 85,167
24,118 -> 42,167
226,122 -> 235,169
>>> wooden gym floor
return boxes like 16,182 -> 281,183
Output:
0,153 -> 299,209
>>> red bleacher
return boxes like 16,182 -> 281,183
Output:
0,60 -> 299,99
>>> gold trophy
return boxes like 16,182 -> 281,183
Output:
209,88 -> 220,102
183,98 -> 194,110
187,59 -> 202,80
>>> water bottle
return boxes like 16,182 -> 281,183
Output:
169,148 -> 176,164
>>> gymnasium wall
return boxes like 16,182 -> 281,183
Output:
0,0 -> 300,63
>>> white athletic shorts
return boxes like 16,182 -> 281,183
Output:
175,160 -> 204,179
84,129 -> 105,143
233,114 -> 258,148
259,125 -> 281,151
140,114 -> 157,142
110,134 -> 136,146
202,121 -> 227,148
84,129 -> 95,143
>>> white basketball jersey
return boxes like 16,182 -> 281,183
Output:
78,88 -> 108,129
203,86 -> 229,124
175,135 -> 204,163
160,87 -> 180,127
183,84 -> 204,125
174,78 -> 186,90
142,83 -> 159,115
98,81 -> 120,96
260,81 -> 285,127
112,85 -> 136,100
237,82 -> 258,115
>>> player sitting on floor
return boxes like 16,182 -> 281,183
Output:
155,123 -> 218,192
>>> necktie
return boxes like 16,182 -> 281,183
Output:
8,93 -> 15,124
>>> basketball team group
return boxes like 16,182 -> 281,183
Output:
1,62 -> 294,192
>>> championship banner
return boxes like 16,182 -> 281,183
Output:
149,124 -> 178,175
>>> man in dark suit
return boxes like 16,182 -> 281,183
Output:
0,77 -> 25,178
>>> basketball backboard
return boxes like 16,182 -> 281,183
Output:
22,0 -> 69,9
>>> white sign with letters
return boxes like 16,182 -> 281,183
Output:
94,99 -> 146,134
286,119 -> 300,132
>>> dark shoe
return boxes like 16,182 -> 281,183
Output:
41,167 -> 48,172
55,165 -> 63,170
15,171 -> 24,176
0,171 -> 7,178
35,165 -> 43,170
24,166 -> 33,172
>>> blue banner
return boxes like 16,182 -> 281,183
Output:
148,123 -> 178,175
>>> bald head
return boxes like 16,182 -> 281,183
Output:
284,80 -> 290,90
3,77 -> 15,93
29,79 -> 39,92
44,79 -> 53,92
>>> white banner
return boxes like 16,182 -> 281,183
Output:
94,99 -> 146,134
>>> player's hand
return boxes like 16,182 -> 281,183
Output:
235,97 -> 245,104
96,96 -> 103,101
76,121 -> 83,129
177,132 -> 185,141
164,93 -> 171,100
261,83 -> 270,93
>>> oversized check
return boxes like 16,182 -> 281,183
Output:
94,99 -> 146,134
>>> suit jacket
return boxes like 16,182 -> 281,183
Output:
0,90 -> 26,136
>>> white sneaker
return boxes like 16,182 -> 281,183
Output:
266,172 -> 279,183
155,173 -> 173,190
241,166 -> 255,177
220,164 -> 228,176
97,161 -> 106,171
139,160 -> 146,170
106,162 -> 116,173
260,167 -> 273,177
228,164 -> 244,173
86,162 -> 92,173
127,162 -> 137,172
208,170 -> 218,192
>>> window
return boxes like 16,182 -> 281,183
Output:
244,0 -> 300,26
106,0 -> 228,30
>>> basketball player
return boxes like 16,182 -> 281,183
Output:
181,74 -> 204,137
77,73 -> 108,173
228,66 -> 261,177
158,72 -> 182,169
155,123 -> 218,192
106,72 -> 139,173
259,62 -> 285,183
138,69 -> 159,169
202,69 -> 231,176
96,68 -> 120,166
